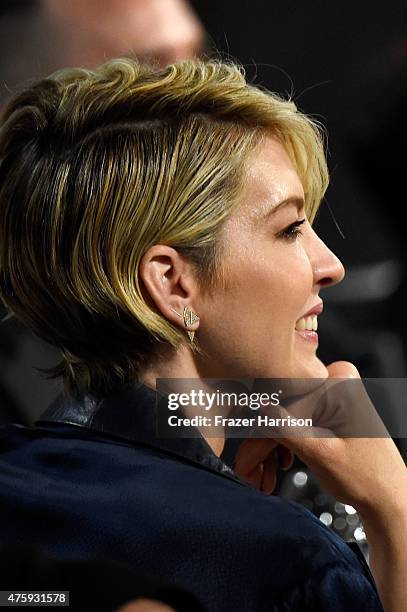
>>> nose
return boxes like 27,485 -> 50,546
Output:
309,231 -> 345,289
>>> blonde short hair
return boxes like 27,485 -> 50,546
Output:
0,58 -> 329,397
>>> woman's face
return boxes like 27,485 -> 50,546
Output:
196,135 -> 345,380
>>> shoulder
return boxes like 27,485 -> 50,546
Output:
0,424 -> 383,610
221,491 -> 383,610
270,554 -> 384,611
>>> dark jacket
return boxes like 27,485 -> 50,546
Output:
0,381 -> 383,611
0,542 -> 206,611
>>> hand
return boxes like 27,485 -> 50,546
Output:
233,361 -> 407,519
234,437 -> 294,495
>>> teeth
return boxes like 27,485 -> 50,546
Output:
296,318 -> 305,331
295,315 -> 318,331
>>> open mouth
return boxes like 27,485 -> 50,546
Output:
295,315 -> 318,331
295,315 -> 318,343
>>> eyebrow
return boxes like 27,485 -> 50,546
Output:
267,197 -> 305,216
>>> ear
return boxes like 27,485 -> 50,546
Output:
139,245 -> 200,333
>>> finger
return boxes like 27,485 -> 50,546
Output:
267,404 -> 333,460
234,438 -> 278,475
276,444 -> 295,471
244,463 -> 264,489
262,450 -> 278,495
326,360 -> 361,379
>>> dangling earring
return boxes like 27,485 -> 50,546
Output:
170,306 -> 200,343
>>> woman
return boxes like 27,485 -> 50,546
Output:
0,58 -> 405,611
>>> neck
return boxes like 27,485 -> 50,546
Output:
139,347 -> 225,457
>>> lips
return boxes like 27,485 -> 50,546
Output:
298,301 -> 323,319
295,328 -> 319,344
294,301 -> 323,341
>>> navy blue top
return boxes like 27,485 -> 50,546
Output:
0,381 -> 383,611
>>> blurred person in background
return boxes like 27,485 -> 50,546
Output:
45,0 -> 205,68
0,0 -> 204,103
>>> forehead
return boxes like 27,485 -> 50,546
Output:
240,135 -> 304,218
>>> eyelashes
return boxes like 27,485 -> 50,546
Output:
279,218 -> 306,241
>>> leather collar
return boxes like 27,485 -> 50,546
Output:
35,380 -> 247,487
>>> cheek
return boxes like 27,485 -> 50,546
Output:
198,251 -> 313,377
250,249 -> 313,321
208,239 -> 313,337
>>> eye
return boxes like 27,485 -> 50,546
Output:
279,219 -> 306,241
